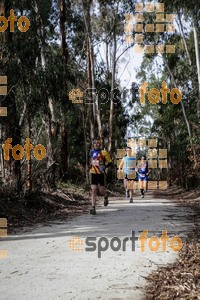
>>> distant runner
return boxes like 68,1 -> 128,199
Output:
119,146 -> 136,203
89,138 -> 112,215
136,155 -> 149,198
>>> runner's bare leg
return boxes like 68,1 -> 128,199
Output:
91,185 -> 97,206
99,185 -> 106,197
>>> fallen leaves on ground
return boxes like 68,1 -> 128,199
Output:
145,189 -> 200,300
145,232 -> 200,299
0,187 -> 90,233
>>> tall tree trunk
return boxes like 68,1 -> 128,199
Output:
108,6 -> 118,154
167,140 -> 172,187
192,17 -> 200,116
0,126 -> 5,184
59,0 -> 68,178
82,0 -> 95,142
177,12 -> 192,66
81,106 -> 89,183
105,39 -> 110,80
82,0 -> 102,140
3,0 -> 22,191
163,55 -> 197,166
90,43 -> 102,139
35,1 -> 58,189
86,37 -> 95,142
26,113 -> 32,195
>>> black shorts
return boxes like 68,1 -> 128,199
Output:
124,174 -> 136,181
91,173 -> 105,186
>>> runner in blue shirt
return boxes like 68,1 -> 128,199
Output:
136,155 -> 149,198
119,147 -> 136,203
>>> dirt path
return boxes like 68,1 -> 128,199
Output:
0,193 -> 195,299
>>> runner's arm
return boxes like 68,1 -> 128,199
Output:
135,162 -> 139,173
102,150 -> 112,167
87,150 -> 92,171
145,162 -> 149,175
105,162 -> 112,169
118,158 -> 124,170
146,169 -> 151,176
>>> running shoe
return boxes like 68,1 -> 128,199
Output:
90,207 -> 97,215
141,195 -> 144,198
104,196 -> 109,206
129,198 -> 133,203
125,190 -> 129,198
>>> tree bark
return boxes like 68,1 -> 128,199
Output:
86,37 -> 95,142
106,39 -> 110,80
82,0 -> 95,142
2,0 -> 22,191
59,0 -> 68,178
162,55 -> 197,166
193,17 -> 200,116
90,44 -> 102,139
177,12 -> 192,66
26,113 -> 32,195
108,5 -> 118,154
35,0 -> 58,189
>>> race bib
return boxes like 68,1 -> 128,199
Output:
139,173 -> 145,177
92,159 -> 99,166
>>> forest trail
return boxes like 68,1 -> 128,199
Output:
0,193 -> 195,300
